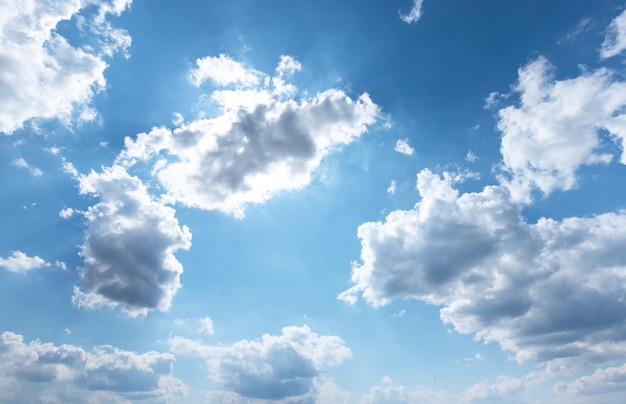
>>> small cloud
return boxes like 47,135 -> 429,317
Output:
64,328 -> 71,335
0,251 -> 50,273
59,207 -> 75,219
381,376 -> 394,385
394,139 -> 415,155
483,91 -> 500,109
172,112 -> 184,126
471,124 -> 480,131
275,55 -> 302,77
390,309 -> 406,318
44,146 -> 62,155
466,151 -> 478,162
387,180 -> 397,195
199,316 -> 214,336
12,158 -> 42,177
99,141 -> 108,148
400,0 -> 425,24
55,261 -> 68,271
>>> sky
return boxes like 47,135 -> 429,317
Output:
3,0 -> 626,402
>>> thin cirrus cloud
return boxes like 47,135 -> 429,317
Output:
72,165 -> 191,317
0,331 -> 186,402
169,325 -> 351,401
0,0 -> 131,135
601,7 -> 626,58
118,54 -> 380,218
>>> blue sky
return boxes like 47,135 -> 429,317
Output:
3,0 -> 626,402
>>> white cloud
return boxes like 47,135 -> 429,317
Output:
169,325 -> 351,400
275,55 -> 302,77
400,0 -> 425,24
601,8 -> 626,58
118,55 -> 379,218
59,207 -> 75,219
189,53 -> 262,87
496,56 -> 626,203
387,180 -> 396,195
0,251 -> 49,273
340,169 -> 626,371
483,91 -> 501,109
463,376 -> 525,402
0,0 -> 131,135
12,158 -> 42,177
555,362 -> 626,398
73,165 -> 191,316
394,138 -> 415,155
199,317 -> 215,336
465,151 -> 478,162
361,383 -> 451,404
0,330 -> 187,402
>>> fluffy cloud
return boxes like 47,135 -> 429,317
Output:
601,7 -> 626,58
73,165 -> 191,316
0,331 -> 186,402
340,169 -> 626,371
0,250 -> 49,273
118,55 -> 379,217
189,54 -> 262,87
555,362 -> 626,399
400,0 -> 425,24
394,138 -> 415,156
496,56 -> 626,203
361,383 -> 451,404
0,0 -> 131,135
169,325 -> 351,401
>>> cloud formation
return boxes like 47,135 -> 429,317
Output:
0,331 -> 186,402
400,0 -> 425,24
0,0 -> 131,134
394,138 -> 415,156
341,169 -> 626,372
169,325 -> 351,401
73,165 -> 191,316
118,54 -> 379,217
601,7 -> 626,58
0,250 -> 49,273
496,56 -> 626,203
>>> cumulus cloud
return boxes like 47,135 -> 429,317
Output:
0,331 -> 186,402
0,0 -> 131,135
463,376 -> 525,402
341,169 -> 626,371
496,56 -> 626,203
555,362 -> 626,399
189,53 -> 262,87
118,55 -> 379,217
394,138 -> 415,155
72,165 -> 191,316
0,250 -> 49,273
400,0 -> 425,24
361,383 -> 451,404
169,325 -> 351,401
601,8 -> 626,58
